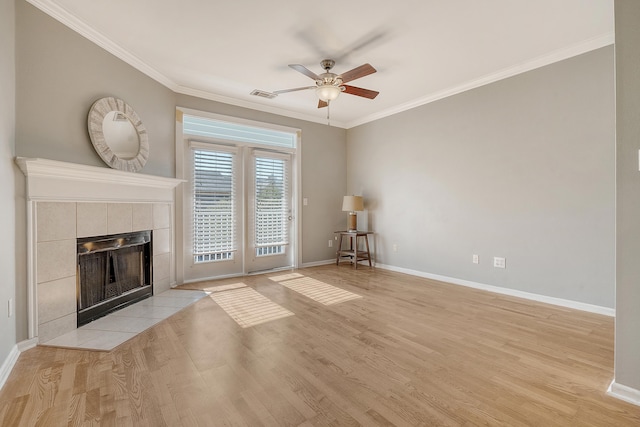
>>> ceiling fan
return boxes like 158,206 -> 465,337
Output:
252,59 -> 379,108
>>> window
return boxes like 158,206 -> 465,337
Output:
184,115 -> 296,148
192,148 -> 236,263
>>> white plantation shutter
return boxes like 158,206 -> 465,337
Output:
192,148 -> 236,262
253,152 -> 290,256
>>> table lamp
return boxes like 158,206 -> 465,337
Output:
342,195 -> 364,232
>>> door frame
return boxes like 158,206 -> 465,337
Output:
175,108 -> 302,284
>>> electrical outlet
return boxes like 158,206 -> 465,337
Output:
493,257 -> 506,269
392,244 -> 398,252
472,254 -> 479,264
303,198 -> 308,206
328,239 -> 333,248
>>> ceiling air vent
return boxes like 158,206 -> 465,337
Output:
250,89 -> 277,99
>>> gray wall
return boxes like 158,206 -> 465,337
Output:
0,0 -> 16,364
615,0 -> 640,391
347,46 -> 615,308
16,1 -> 176,178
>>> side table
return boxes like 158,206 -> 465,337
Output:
335,230 -> 373,269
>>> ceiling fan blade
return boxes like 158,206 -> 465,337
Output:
339,63 -> 376,83
294,26 -> 331,59
334,29 -> 389,62
289,64 -> 320,80
318,100 -> 328,109
343,85 -> 379,99
274,86 -> 316,95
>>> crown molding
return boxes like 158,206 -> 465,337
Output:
346,32 -> 615,129
25,0 -> 178,90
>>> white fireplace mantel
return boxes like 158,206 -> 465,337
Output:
17,157 -> 184,202
17,157 -> 184,341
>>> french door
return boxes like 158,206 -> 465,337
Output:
184,143 -> 294,281
246,150 -> 293,273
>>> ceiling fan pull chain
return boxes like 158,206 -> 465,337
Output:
327,101 -> 331,126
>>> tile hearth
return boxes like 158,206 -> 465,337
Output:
40,289 -> 207,351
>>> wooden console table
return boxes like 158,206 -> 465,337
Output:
335,231 -> 373,269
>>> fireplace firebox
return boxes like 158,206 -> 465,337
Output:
77,230 -> 152,326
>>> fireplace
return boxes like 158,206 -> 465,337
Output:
77,230 -> 153,326
18,158 -> 182,343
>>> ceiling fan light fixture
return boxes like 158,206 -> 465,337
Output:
316,84 -> 342,102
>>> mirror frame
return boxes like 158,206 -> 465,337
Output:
87,97 -> 149,172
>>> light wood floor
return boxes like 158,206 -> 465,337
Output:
1,266 -> 639,426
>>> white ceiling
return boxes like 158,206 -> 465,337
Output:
29,0 -> 613,128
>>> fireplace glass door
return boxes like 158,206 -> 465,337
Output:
77,230 -> 152,326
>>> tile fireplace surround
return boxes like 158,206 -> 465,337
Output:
17,158 -> 183,343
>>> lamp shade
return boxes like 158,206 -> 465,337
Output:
342,195 -> 364,212
316,84 -> 341,102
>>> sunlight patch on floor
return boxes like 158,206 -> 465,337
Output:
274,276 -> 362,305
209,286 -> 294,328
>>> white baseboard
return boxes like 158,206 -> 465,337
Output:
301,259 -> 335,268
376,263 -> 615,317
0,345 -> 20,391
0,337 -> 37,391
17,337 -> 38,352
608,380 -> 640,406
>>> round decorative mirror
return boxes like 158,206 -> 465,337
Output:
87,97 -> 149,172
